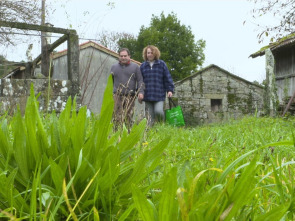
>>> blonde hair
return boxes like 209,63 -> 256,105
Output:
142,45 -> 161,61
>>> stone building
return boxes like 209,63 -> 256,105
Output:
173,64 -> 264,125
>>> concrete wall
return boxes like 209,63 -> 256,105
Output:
174,65 -> 264,126
0,78 -> 76,115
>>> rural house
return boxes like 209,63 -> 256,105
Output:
250,33 -> 295,114
51,41 -> 144,116
173,64 -> 264,125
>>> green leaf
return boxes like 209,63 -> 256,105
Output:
13,109 -> 29,180
222,156 -> 258,220
30,163 -> 42,221
159,167 -> 178,221
119,151 -> 148,196
118,204 -> 135,221
98,146 -> 120,191
132,184 -> 155,221
217,149 -> 256,183
119,119 -> 147,155
255,202 -> 289,221
49,158 -> 66,194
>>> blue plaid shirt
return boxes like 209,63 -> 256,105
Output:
140,59 -> 174,101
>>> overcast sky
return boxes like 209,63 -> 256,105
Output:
3,0 -> 273,83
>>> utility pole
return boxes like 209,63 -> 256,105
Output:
41,0 -> 50,77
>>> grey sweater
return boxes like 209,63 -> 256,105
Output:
111,62 -> 145,95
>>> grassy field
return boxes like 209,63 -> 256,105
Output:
0,79 -> 295,220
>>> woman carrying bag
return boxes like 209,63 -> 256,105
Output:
140,45 -> 175,126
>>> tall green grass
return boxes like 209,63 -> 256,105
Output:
144,117 -> 295,220
0,75 -> 295,220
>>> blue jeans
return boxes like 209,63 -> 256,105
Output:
145,101 -> 164,125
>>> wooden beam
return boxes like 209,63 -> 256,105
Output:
0,20 -> 75,35
282,90 -> 295,116
276,74 -> 295,80
32,34 -> 68,66
49,34 -> 68,51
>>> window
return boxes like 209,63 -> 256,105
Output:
211,99 -> 222,112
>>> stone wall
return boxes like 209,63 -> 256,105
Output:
0,79 -> 79,115
174,65 -> 264,126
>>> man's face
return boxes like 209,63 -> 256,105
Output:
119,50 -> 130,64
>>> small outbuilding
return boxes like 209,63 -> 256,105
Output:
250,33 -> 295,109
174,64 -> 264,125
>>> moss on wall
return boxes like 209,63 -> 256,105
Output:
227,80 -> 232,92
42,81 -> 52,112
246,91 -> 253,112
199,75 -> 203,95
227,93 -> 238,107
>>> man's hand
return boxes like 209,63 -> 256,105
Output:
167,91 -> 173,98
138,93 -> 144,104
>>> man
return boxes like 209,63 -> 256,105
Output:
111,48 -> 144,130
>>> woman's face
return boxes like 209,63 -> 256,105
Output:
147,48 -> 155,61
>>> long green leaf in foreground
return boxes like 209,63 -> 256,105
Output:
132,184 -> 156,221
221,155 -> 258,221
158,167 -> 178,221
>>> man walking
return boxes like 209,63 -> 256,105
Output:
111,48 -> 144,130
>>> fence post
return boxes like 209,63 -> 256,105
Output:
67,31 -> 80,97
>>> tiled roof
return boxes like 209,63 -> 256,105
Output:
52,40 -> 141,65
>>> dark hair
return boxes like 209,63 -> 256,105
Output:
118,48 -> 130,56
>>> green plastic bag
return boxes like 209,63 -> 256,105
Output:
165,98 -> 185,126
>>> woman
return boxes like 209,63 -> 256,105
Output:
140,45 -> 174,125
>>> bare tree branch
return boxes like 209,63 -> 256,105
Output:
95,29 -> 136,52
0,0 -> 41,46
248,0 -> 295,43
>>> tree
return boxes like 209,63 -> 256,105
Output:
0,1 -> 42,46
248,0 -> 295,43
95,29 -> 136,52
118,12 -> 206,81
